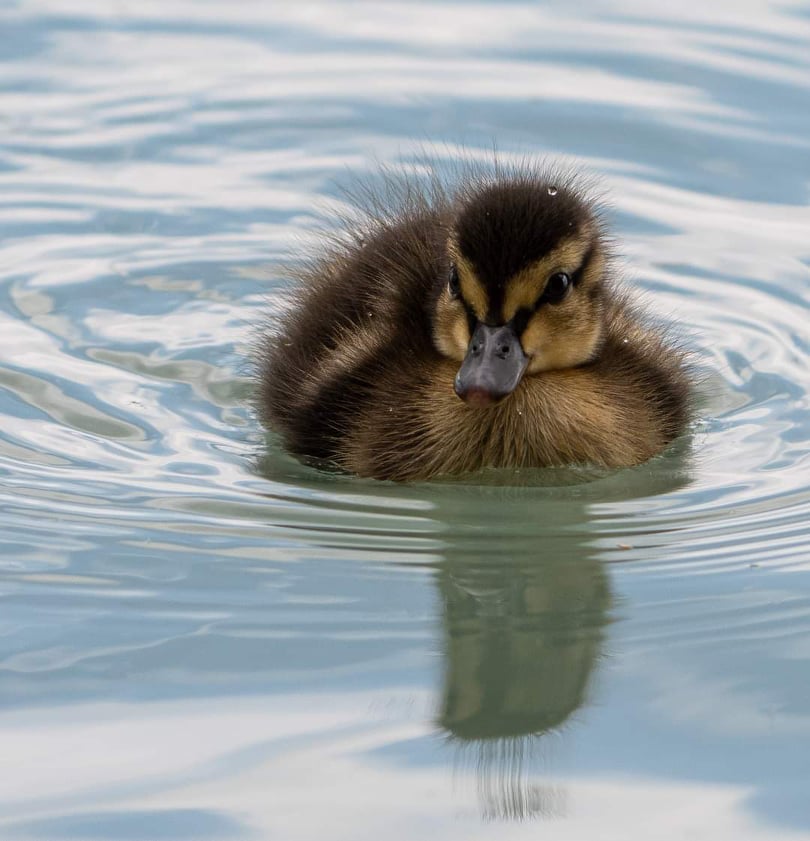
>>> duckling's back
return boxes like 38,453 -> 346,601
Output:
258,208 -> 445,467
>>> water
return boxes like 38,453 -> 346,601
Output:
1,1 -> 809,838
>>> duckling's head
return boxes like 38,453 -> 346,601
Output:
433,176 -> 608,407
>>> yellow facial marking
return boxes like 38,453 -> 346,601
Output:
448,236 -> 488,321
502,233 -> 591,322
433,288 -> 471,360
521,305 -> 602,373
437,229 -> 606,369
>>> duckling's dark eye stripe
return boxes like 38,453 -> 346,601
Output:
522,243 -> 596,314
461,298 -> 478,335
571,243 -> 595,286
511,307 -> 531,335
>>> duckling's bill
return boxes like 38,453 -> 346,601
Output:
454,321 -> 529,408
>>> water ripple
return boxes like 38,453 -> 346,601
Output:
2,1 -> 810,837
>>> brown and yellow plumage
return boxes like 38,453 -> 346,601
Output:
257,162 -> 691,481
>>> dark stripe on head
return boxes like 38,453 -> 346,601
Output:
486,296 -> 502,326
571,243 -> 596,286
462,298 -> 478,335
511,307 -> 532,336
455,179 -> 593,307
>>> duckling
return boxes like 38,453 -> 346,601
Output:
257,163 -> 691,482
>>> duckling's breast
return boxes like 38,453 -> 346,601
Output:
338,341 -> 688,481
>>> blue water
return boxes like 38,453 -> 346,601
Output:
1,2 -> 809,839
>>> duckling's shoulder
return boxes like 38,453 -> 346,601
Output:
257,207 -> 446,464
278,208 -> 444,346
597,294 -> 692,435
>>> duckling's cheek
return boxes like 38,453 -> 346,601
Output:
520,314 -> 552,371
450,319 -> 470,357
433,298 -> 470,360
522,308 -> 603,373
526,354 -> 550,374
521,311 -> 578,373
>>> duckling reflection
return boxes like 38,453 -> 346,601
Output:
434,495 -> 609,821
253,447 -> 691,821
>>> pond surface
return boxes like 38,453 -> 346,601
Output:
1,1 -> 810,839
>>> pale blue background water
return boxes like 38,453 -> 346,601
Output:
1,1 -> 809,839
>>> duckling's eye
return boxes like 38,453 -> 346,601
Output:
544,272 -> 571,305
448,264 -> 461,299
